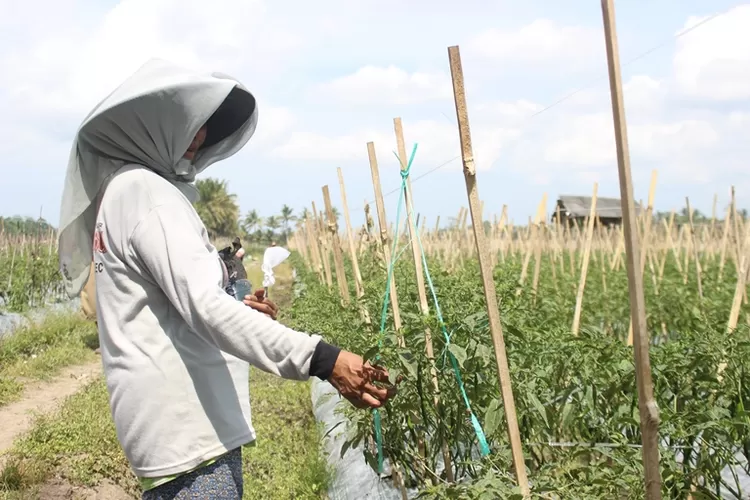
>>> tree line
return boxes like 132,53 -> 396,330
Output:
0,216 -> 55,237
192,177 -> 340,243
3,182 -> 745,242
654,207 -> 749,224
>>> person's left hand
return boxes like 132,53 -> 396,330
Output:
328,351 -> 398,409
243,292 -> 279,320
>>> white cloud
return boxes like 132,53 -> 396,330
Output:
317,66 -> 452,106
468,19 -> 601,65
1,0 -> 299,122
251,107 -> 298,148
270,130 -> 374,162
631,120 -> 720,161
3,0 -> 750,223
542,112 -> 616,167
270,94 -> 534,171
673,5 -> 750,100
481,69 -> 738,185
623,76 -> 666,117
475,99 -> 544,120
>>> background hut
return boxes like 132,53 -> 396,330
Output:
551,195 -> 642,227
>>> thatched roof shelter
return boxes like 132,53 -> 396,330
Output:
553,195 -> 642,225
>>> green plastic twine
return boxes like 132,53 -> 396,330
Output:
403,155 -> 491,459
372,144 -> 489,476
371,145 -> 411,474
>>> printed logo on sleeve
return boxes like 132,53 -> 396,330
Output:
93,223 -> 108,254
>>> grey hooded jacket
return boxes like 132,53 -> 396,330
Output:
60,59 -> 339,479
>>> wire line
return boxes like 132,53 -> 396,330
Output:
365,8 -> 728,204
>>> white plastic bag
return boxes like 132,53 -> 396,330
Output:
261,246 -> 291,288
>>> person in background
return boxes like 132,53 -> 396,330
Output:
78,263 -> 102,354
57,59 -> 396,500
79,262 -> 97,322
232,236 -> 246,261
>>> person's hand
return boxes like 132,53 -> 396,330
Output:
328,351 -> 398,409
243,291 -> 279,320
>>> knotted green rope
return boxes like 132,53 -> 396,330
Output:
372,143 -> 490,476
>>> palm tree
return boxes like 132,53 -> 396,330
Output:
242,210 -> 260,236
280,205 -> 296,243
194,178 -> 240,239
266,216 -> 281,242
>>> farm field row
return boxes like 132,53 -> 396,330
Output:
285,241 -> 750,499
0,257 -> 329,500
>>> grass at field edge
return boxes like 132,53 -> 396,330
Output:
0,257 -> 330,499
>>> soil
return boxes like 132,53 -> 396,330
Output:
0,358 -> 136,498
0,361 -> 102,457
37,477 -> 133,499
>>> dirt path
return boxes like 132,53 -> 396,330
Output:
0,359 -> 102,457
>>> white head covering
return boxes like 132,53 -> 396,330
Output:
58,59 -> 258,298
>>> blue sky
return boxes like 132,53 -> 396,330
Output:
1,0 -> 749,230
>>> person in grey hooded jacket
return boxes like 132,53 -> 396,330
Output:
57,59 -> 395,499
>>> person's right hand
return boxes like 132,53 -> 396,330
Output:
242,292 -> 279,320
328,351 -> 398,409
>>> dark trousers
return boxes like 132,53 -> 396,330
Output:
141,448 -> 243,500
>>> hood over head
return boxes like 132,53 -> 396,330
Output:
58,59 -> 258,299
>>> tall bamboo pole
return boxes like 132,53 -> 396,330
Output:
447,44 -> 530,498
601,0 -> 662,496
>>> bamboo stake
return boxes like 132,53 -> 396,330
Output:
626,170 -> 657,346
531,194 -> 548,302
367,142 -> 404,336
498,205 -> 508,264
596,218 -> 608,294
310,210 -> 328,284
685,198 -> 704,301
312,202 -> 333,288
666,211 -> 684,275
394,117 -> 453,483
337,168 -> 366,301
732,186 -> 742,273
448,44 -> 530,498
601,0 -> 661,496
571,183 -> 598,336
304,216 -> 324,283
727,221 -> 750,332
711,193 -> 718,239
322,186 -> 350,304
719,205 -> 732,281
517,195 -> 546,295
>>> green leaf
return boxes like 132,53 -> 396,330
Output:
362,345 -> 380,363
528,392 -> 549,428
363,448 -> 380,473
448,344 -> 468,368
398,353 -> 418,379
561,401 -> 574,429
340,439 -> 351,459
484,399 -> 503,436
476,344 -> 493,365
388,367 -> 401,386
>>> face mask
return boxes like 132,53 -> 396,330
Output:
174,157 -> 198,181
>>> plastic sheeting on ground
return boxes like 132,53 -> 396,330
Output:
311,378 -> 418,500
0,299 -> 80,340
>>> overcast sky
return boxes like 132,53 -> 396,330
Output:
1,0 -> 748,229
